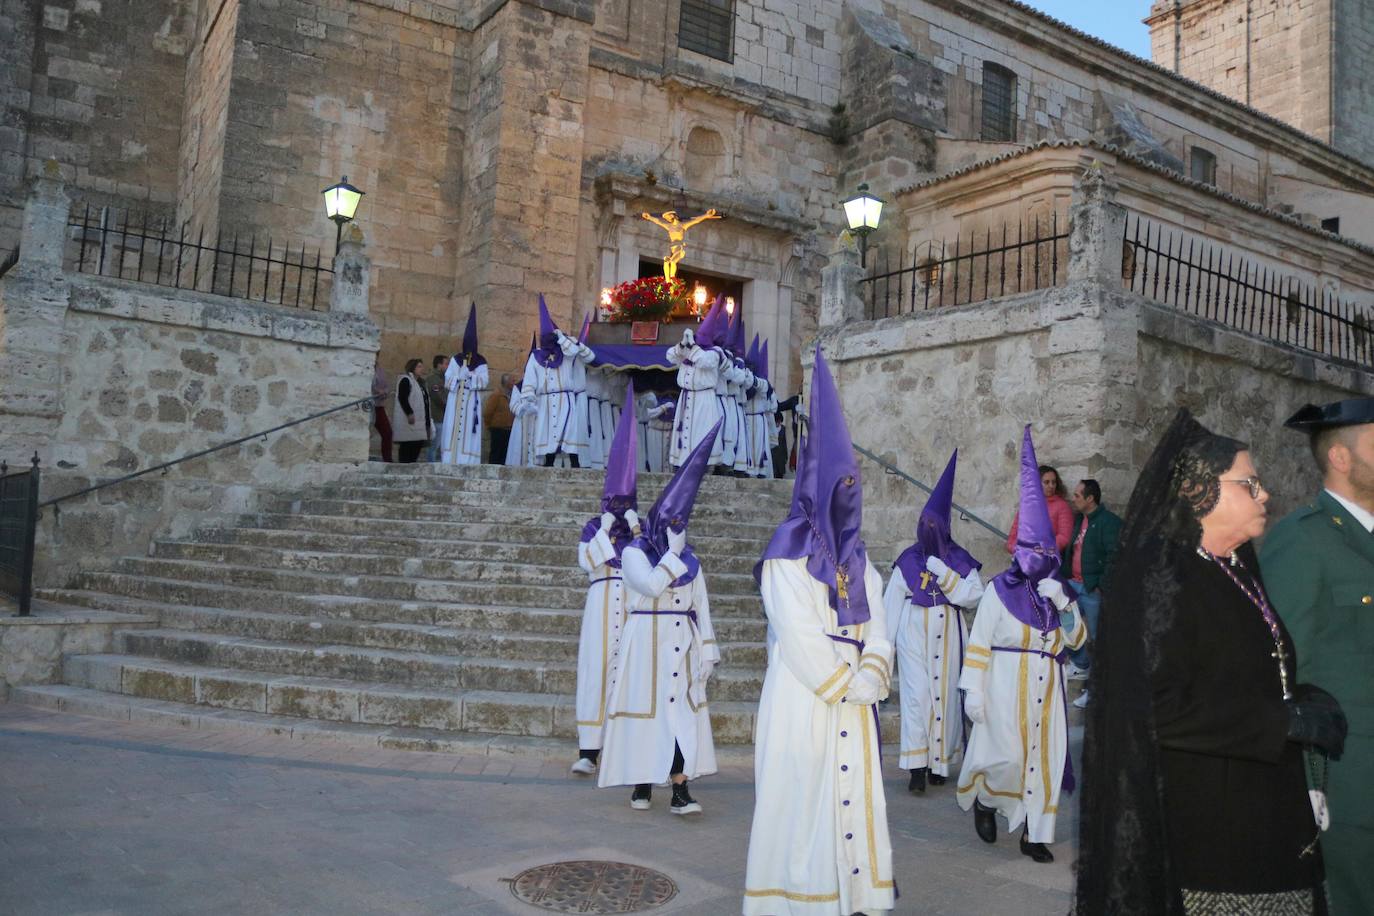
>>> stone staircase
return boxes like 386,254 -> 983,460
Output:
11,463 -> 902,758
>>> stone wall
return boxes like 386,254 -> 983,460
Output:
176,0 -> 240,240
0,171 -> 380,589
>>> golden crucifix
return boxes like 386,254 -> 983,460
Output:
642,209 -> 721,281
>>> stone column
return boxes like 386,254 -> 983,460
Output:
1042,158 -> 1140,502
330,225 -> 371,316
0,162 -> 73,466
819,231 -> 866,328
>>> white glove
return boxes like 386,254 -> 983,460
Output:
680,328 -> 695,347
842,670 -> 882,706
1036,577 -> 1071,610
600,512 -> 615,531
624,509 -> 640,532
700,659 -> 716,682
666,527 -> 687,557
964,689 -> 986,724
925,555 -> 950,579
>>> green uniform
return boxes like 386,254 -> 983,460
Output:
1261,490 -> 1374,915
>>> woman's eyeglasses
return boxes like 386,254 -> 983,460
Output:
1221,477 -> 1265,500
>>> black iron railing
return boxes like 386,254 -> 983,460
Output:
860,213 -> 1070,321
66,204 -> 333,310
39,396 -> 376,515
0,456 -> 40,617
1124,214 -> 1374,366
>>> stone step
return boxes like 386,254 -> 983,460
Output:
54,653 -> 795,743
263,498 -> 786,536
106,628 -> 768,702
8,684 -> 781,763
143,542 -> 765,593
161,532 -> 767,578
102,558 -> 767,616
240,513 -> 780,554
302,483 -> 790,514
222,518 -> 775,562
44,583 -> 771,644
356,462 -> 795,497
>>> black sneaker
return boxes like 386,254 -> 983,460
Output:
1020,829 -> 1054,863
670,781 -> 702,815
907,768 -> 927,794
928,773 -> 947,786
630,784 -> 652,810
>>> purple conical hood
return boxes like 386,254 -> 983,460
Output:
577,314 -> 590,345
746,334 -> 760,371
756,345 -> 870,625
602,379 -> 638,509
696,296 -> 727,349
893,450 -> 981,603
632,418 -> 721,586
459,303 -> 486,368
533,294 -> 564,368
757,340 -> 770,382
731,310 -> 747,356
992,426 -> 1074,631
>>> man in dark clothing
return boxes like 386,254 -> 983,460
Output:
428,355 -> 449,462
1065,478 -> 1123,706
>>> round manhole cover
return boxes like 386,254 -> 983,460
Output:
507,860 -> 678,913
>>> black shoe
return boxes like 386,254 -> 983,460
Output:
670,780 -> 702,815
928,773 -> 947,786
1020,830 -> 1054,863
973,800 -> 998,844
630,784 -> 652,810
907,768 -> 927,794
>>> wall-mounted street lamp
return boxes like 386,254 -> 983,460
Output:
842,183 -> 884,267
693,283 -> 709,312
322,175 -> 365,252
724,296 -> 736,316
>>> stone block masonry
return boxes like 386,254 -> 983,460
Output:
0,170 -> 380,591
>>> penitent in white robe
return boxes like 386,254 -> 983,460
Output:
597,546 -> 719,787
956,587 -> 1085,844
745,557 -> 896,916
574,526 -> 627,751
667,344 -> 723,469
505,386 -> 537,467
714,360 -> 741,470
584,367 -> 610,471
521,342 -> 592,461
744,382 -> 778,478
727,363 -> 753,474
885,566 -> 985,777
441,361 -> 488,465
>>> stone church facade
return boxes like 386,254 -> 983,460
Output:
3,0 -> 1373,399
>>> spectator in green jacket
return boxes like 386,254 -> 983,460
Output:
1065,478 -> 1123,708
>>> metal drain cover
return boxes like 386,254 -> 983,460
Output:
507,860 -> 678,913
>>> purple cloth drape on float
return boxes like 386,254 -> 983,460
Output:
587,344 -> 675,370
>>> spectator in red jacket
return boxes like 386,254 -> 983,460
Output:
1005,464 -> 1074,554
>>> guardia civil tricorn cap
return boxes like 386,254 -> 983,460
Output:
1284,397 -> 1374,431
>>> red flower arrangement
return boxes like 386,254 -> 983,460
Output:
604,276 -> 689,323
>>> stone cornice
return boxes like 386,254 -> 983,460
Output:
922,0 -> 1374,191
894,140 -> 1374,263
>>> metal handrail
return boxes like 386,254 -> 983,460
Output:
852,443 -> 1009,541
41,396 -> 376,513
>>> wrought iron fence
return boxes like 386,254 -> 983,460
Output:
0,456 -> 40,617
1124,214 -> 1374,366
66,204 -> 333,310
860,213 -> 1070,320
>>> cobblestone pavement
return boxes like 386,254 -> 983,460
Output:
0,704 -> 1076,915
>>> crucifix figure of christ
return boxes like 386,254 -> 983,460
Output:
642,209 -> 721,281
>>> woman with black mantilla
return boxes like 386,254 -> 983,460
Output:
1074,408 -> 1347,915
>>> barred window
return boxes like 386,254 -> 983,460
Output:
980,63 -> 1016,142
679,0 -> 734,62
1190,147 -> 1217,185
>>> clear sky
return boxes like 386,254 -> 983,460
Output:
1021,1 -> 1155,59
